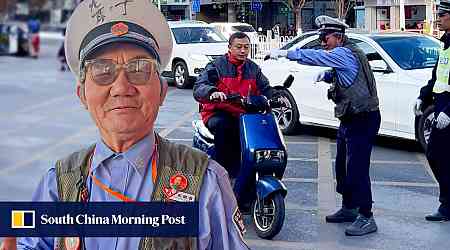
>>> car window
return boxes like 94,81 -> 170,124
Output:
231,25 -> 255,32
171,27 -> 227,44
349,38 -> 383,61
372,36 -> 440,70
302,39 -> 322,50
281,32 -> 317,50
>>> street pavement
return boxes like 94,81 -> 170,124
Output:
0,39 -> 449,250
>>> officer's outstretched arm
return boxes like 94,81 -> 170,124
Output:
287,47 -> 356,69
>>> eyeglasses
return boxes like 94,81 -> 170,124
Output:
319,32 -> 333,43
438,12 -> 449,18
83,58 -> 158,85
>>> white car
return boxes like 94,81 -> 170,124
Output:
261,32 -> 440,149
164,21 -> 228,89
210,22 -> 258,43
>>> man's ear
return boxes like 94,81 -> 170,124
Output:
76,82 -> 88,109
159,76 -> 168,106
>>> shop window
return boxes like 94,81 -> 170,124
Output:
376,7 -> 390,30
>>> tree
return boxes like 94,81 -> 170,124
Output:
285,0 -> 306,33
29,0 -> 49,13
0,0 -> 17,20
335,0 -> 355,20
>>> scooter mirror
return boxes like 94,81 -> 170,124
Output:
283,75 -> 294,89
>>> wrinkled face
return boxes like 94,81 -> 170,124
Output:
320,33 -> 342,51
439,13 -> 450,31
229,37 -> 250,61
77,43 -> 166,141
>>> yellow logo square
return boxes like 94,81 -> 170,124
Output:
11,210 -> 35,229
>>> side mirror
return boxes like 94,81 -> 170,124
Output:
369,60 -> 391,73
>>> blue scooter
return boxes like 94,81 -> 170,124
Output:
193,75 -> 294,239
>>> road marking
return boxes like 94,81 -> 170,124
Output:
18,94 -> 75,113
317,137 -> 336,213
167,138 -> 192,142
285,141 -> 318,145
416,152 -> 437,183
372,180 -> 438,188
159,110 -> 196,137
288,157 -> 424,166
284,177 -> 317,183
283,177 -> 438,188
0,125 -> 98,175
246,239 -> 316,249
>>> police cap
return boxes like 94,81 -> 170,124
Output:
315,15 -> 349,34
65,0 -> 173,79
439,0 -> 450,15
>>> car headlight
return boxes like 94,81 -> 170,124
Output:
189,54 -> 208,61
255,150 -> 285,164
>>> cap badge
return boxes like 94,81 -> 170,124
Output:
169,172 -> 188,191
111,22 -> 129,36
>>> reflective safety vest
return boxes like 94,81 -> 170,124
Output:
434,47 -> 450,93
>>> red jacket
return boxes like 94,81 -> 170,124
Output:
193,54 -> 273,123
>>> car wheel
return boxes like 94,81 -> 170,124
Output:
272,88 -> 300,135
416,105 -> 434,151
172,61 -> 191,89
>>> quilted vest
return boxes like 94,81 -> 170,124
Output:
54,134 -> 209,250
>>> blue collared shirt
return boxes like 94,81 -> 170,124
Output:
17,133 -> 249,250
287,46 -> 359,87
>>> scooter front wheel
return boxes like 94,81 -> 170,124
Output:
252,192 -> 285,239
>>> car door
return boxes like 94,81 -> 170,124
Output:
349,37 -> 398,133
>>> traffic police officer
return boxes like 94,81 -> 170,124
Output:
15,0 -> 249,249
270,16 -> 381,236
413,0 -> 450,222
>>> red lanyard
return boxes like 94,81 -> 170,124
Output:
87,142 -> 158,202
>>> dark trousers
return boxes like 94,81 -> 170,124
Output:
335,110 -> 381,215
206,111 -> 241,178
426,124 -> 450,215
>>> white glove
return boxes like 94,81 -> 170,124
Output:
209,91 -> 227,102
436,112 -> 450,129
314,71 -> 327,84
269,49 -> 288,60
413,99 -> 423,116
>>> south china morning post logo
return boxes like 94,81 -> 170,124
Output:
0,202 -> 198,237
11,210 -> 35,229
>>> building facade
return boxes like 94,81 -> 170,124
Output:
357,0 -> 435,32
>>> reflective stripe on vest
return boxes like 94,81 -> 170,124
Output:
434,47 -> 450,93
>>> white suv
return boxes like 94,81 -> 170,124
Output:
210,22 -> 258,43
164,21 -> 228,89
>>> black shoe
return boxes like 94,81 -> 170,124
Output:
325,207 -> 358,223
345,214 -> 378,236
425,211 -> 450,221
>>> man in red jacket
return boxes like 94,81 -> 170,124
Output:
193,32 -> 275,181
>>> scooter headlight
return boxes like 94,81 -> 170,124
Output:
255,150 -> 285,164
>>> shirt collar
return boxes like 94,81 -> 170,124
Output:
91,131 -> 155,177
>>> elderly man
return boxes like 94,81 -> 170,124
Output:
11,1 -> 249,249
270,16 -> 380,236
413,0 -> 450,222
